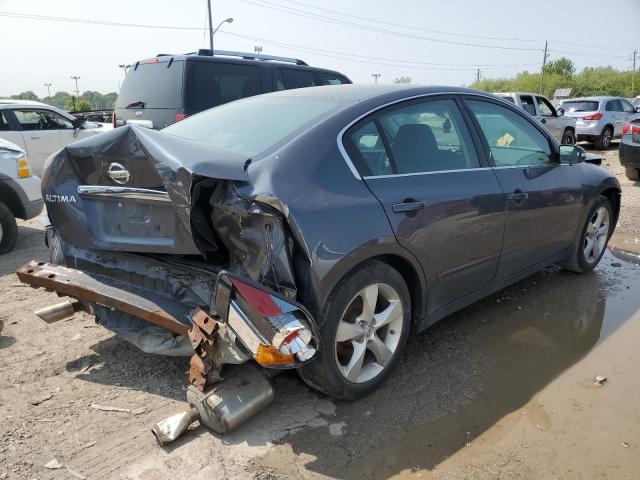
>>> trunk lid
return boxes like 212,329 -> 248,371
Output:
43,125 -> 249,256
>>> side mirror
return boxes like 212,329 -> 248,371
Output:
71,117 -> 84,129
559,144 -> 586,164
556,108 -> 564,117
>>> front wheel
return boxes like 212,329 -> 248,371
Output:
561,195 -> 613,273
0,202 -> 17,255
561,128 -> 576,145
298,261 -> 411,400
594,126 -> 613,150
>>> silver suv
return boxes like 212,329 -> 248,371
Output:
560,96 -> 640,149
495,92 -> 577,144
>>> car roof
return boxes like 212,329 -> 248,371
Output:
563,96 -> 621,101
0,103 -> 75,118
494,92 -> 541,97
0,99 -> 47,106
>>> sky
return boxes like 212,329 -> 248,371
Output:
1,0 -> 638,98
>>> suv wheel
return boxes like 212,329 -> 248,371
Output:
594,126 -> 613,150
561,129 -> 576,145
0,202 -> 18,255
625,166 -> 640,181
561,195 -> 612,273
299,260 -> 411,400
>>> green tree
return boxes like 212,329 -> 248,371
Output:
10,90 -> 39,101
544,57 -> 575,77
75,100 -> 92,112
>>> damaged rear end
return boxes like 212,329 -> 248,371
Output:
22,124 -> 320,386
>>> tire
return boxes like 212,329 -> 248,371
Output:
594,126 -> 613,150
561,195 -> 613,273
48,229 -> 66,265
298,260 -> 411,400
0,202 -> 18,255
561,128 -> 576,145
625,166 -> 640,181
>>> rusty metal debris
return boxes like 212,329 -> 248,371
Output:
188,308 -> 221,391
16,261 -> 190,336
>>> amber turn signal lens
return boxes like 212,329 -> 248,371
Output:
255,344 -> 294,366
18,158 -> 32,178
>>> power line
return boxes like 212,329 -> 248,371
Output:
236,0 -> 542,51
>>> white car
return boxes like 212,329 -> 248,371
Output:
0,102 -> 107,176
0,138 -> 42,253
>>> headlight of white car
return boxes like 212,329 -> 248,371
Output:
0,149 -> 32,178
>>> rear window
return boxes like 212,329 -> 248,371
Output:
162,96 -> 347,158
561,101 -> 599,113
184,61 -> 262,112
116,61 -> 184,109
317,72 -> 349,85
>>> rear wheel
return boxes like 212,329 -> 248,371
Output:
561,195 -> 612,273
0,202 -> 18,255
561,128 -> 576,145
625,166 -> 640,181
299,261 -> 411,400
594,126 -> 613,150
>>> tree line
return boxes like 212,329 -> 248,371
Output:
4,90 -> 118,112
471,58 -> 637,99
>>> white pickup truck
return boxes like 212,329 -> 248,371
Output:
495,92 -> 577,145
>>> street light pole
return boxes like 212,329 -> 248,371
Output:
118,64 -> 131,77
70,76 -> 80,111
371,73 -> 381,84
44,83 -> 52,104
207,0 -> 214,50
211,17 -> 233,52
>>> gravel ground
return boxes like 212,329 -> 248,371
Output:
0,143 -> 638,479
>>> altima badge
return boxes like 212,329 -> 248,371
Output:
107,162 -> 131,185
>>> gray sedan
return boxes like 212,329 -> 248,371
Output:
32,85 -> 620,401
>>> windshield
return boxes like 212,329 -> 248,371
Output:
162,96 -> 348,158
116,61 -> 184,109
560,100 -> 600,113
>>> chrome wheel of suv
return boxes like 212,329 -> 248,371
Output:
335,283 -> 404,384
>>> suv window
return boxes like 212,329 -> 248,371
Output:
561,100 -> 600,113
535,96 -> 555,117
317,72 -> 348,85
0,112 -> 10,131
14,109 -> 73,130
466,99 -> 552,167
347,98 -> 479,175
117,61 -> 184,109
621,99 -> 636,113
184,61 -> 262,112
520,95 -> 536,116
279,69 -> 316,90
605,100 -> 622,112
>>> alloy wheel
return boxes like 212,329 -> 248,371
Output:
334,283 -> 404,384
583,206 -> 610,263
601,129 -> 612,148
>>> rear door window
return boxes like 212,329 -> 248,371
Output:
606,100 -> 622,112
279,68 -> 316,90
184,61 -> 262,112
317,72 -> 349,85
117,60 -> 184,109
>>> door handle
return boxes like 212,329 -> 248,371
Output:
507,190 -> 528,203
392,199 -> 426,213
30,136 -> 40,140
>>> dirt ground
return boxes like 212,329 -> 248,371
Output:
1,143 -> 639,480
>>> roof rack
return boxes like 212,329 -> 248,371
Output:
195,49 -> 308,66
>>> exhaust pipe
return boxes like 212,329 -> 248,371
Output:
152,363 -> 274,444
34,300 -> 81,323
151,407 -> 200,446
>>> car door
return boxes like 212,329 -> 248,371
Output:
463,97 -> 584,280
605,100 -> 625,137
12,108 -> 76,176
535,95 -> 563,140
343,96 -> 505,313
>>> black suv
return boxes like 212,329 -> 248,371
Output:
114,49 -> 351,129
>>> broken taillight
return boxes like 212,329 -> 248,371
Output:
622,124 -> 640,136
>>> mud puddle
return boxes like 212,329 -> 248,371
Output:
259,247 -> 640,479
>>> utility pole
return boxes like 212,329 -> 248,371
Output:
632,49 -> 637,97
476,69 -> 481,84
207,0 -> 214,50
70,76 -> 80,111
539,41 -> 548,94
44,83 -> 52,104
371,73 -> 381,84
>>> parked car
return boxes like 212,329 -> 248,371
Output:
32,85 -> 620,401
0,138 -> 43,254
560,96 -> 639,149
620,117 -> 640,180
0,102 -> 108,176
114,49 -> 351,130
632,96 -> 640,109
495,92 -> 576,144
